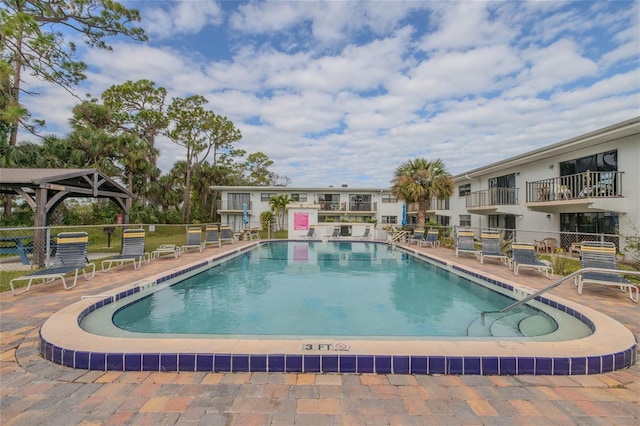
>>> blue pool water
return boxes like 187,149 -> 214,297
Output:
111,241 -> 564,338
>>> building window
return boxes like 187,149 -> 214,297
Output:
560,150 -> 617,176
381,216 -> 397,224
433,198 -> 450,210
290,193 -> 307,202
436,215 -> 450,226
459,214 -> 471,227
319,194 -> 340,211
381,194 -> 398,203
261,193 -> 277,201
227,193 -> 250,210
459,184 -> 471,197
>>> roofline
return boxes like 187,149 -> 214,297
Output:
453,116 -> 640,181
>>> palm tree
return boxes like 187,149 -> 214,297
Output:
391,158 -> 454,230
269,194 -> 291,230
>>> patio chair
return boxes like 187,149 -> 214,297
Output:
203,225 -> 221,249
575,241 -> 638,303
419,229 -> 440,248
478,231 -> 509,265
534,237 -> 557,254
102,229 -> 150,272
181,226 -> 204,253
248,228 -> 261,240
219,225 -> 236,245
510,242 -> 553,279
330,227 -> 341,238
9,232 -> 95,295
409,230 -> 425,245
455,230 -> 478,258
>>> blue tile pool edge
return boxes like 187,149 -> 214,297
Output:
39,241 -> 638,375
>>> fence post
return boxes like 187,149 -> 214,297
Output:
45,227 -> 51,266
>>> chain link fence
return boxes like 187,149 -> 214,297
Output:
2,223 -> 638,275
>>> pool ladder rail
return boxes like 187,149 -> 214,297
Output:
470,267 -> 640,337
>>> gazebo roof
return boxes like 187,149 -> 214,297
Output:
0,168 -> 134,199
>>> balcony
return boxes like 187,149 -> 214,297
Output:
465,188 -> 519,215
319,202 -> 377,214
526,171 -> 626,214
218,201 -> 252,212
406,199 -> 448,215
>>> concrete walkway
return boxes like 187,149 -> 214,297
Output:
1,241 -> 638,425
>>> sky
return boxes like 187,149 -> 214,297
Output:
19,0 -> 640,187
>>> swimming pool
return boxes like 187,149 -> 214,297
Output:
102,241 -> 580,339
40,240 -> 638,375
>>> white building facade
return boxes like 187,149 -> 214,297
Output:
210,185 -> 404,236
212,117 -> 640,247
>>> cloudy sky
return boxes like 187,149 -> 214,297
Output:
20,0 -> 640,187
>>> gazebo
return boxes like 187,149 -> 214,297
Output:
0,168 -> 134,265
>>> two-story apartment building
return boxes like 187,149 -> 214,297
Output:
449,116 -> 639,249
212,117 -> 639,247
210,185 -> 404,233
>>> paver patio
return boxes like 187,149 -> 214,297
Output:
1,240 -> 638,425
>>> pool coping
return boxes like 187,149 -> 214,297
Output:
39,240 -> 638,375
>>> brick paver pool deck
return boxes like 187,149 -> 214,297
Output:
1,241 -> 638,425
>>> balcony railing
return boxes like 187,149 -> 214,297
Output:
319,202 -> 377,212
526,171 -> 623,203
466,188 -> 518,208
406,199 -> 449,213
218,201 -> 252,211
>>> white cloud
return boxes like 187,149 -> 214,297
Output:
15,1 -> 640,188
143,0 -> 224,38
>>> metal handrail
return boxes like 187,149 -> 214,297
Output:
500,267 -> 640,314
390,230 -> 411,243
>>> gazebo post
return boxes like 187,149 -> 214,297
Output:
34,187 -> 48,267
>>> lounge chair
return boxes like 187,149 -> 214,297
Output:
455,230 -> 478,258
181,226 -> 204,252
409,230 -> 425,245
219,225 -> 236,245
151,244 -> 181,260
510,242 -> 553,279
478,231 -> 508,265
203,225 -> 221,249
575,241 -> 638,303
305,226 -> 316,238
330,227 -> 341,238
10,232 -> 96,295
355,227 -> 372,241
102,229 -> 150,271
420,229 -> 440,248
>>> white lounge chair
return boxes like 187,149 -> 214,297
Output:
181,227 -> 204,252
575,241 -> 638,303
203,225 -> 221,249
478,231 -> 508,265
102,229 -> 150,271
419,229 -> 440,248
151,244 -> 182,260
219,225 -> 236,245
510,242 -> 553,279
455,230 -> 478,258
10,232 -> 95,295
409,230 -> 424,245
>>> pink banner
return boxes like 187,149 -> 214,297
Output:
294,212 -> 309,230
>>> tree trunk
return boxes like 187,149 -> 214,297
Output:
183,167 -> 191,223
